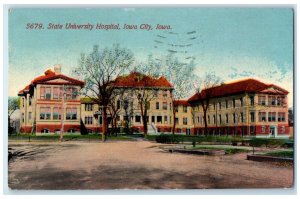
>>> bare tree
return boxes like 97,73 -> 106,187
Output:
192,73 -> 221,136
8,97 -> 20,135
73,44 -> 134,142
163,54 -> 197,134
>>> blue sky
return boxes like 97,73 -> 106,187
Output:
8,7 -> 294,106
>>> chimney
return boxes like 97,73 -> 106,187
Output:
54,64 -> 61,74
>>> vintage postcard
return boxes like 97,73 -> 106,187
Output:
7,7 -> 294,191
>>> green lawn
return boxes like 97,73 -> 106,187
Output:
185,145 -> 249,154
262,150 -> 294,158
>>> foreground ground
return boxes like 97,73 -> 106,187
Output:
8,140 -> 293,190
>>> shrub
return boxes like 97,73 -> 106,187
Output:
155,134 -> 180,144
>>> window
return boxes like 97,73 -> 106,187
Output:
175,106 -> 178,112
28,112 -> 32,121
213,103 -> 216,110
22,113 -> 24,123
156,102 -> 159,110
281,126 -> 286,133
85,104 -> 93,111
53,87 -> 60,99
268,112 -> 276,122
163,102 -> 168,110
219,102 -> 222,110
219,114 -> 222,124
22,98 -> 25,107
164,116 -> 168,124
135,115 -> 141,123
183,105 -> 187,113
41,129 -> 49,134
268,96 -> 276,106
29,97 -> 32,106
240,112 -> 244,123
163,91 -> 168,97
40,107 -> 51,120
53,107 -> 62,120
213,115 -> 216,124
40,87 -> 45,99
225,100 -> 228,109
68,129 -> 76,133
157,116 -> 162,123
66,107 -> 77,120
278,112 -> 286,122
226,114 -> 228,124
232,99 -> 235,108
208,115 -> 210,124
250,112 -> 255,122
258,96 -> 266,105
277,97 -> 284,106
233,113 -> 236,123
152,116 -> 155,123
262,125 -> 266,133
240,97 -> 243,106
175,117 -> 179,124
87,129 -> 93,134
66,87 -> 78,100
153,90 -> 158,97
183,117 -> 188,125
250,96 -> 254,106
45,87 -> 51,99
197,116 -> 200,124
258,112 -> 266,122
85,116 -> 93,124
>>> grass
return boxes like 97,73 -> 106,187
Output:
263,150 -> 294,158
185,145 -> 249,154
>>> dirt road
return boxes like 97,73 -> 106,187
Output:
8,141 -> 293,190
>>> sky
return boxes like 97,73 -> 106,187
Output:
8,7 -> 294,107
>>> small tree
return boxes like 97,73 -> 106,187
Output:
74,44 -> 134,142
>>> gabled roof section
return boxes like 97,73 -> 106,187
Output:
114,72 -> 173,89
31,69 -> 84,86
18,67 -> 85,96
174,100 -> 190,106
188,78 -> 289,103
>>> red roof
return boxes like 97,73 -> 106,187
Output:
188,78 -> 289,103
114,72 -> 173,88
18,69 -> 85,96
174,100 -> 190,106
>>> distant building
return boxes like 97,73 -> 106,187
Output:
174,100 -> 193,135
188,78 -> 289,138
18,65 -> 85,134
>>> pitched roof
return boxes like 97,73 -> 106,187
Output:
188,78 -> 289,103
31,69 -> 84,86
174,100 -> 190,106
18,68 -> 85,96
113,72 -> 173,89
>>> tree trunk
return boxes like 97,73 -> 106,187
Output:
141,104 -> 148,136
172,107 -> 176,135
102,106 -> 108,142
203,110 -> 208,137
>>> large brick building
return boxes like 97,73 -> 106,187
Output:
18,66 -> 290,138
18,65 -> 85,134
188,78 -> 289,138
